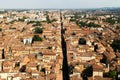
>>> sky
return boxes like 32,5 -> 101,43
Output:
0,0 -> 120,9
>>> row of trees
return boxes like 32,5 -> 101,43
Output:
103,16 -> 120,25
76,21 -> 101,28
33,27 -> 43,42
70,17 -> 101,28
103,18 -> 116,25
27,21 -> 42,26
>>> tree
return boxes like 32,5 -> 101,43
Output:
19,65 -> 26,72
15,62 -> 20,67
68,65 -> 74,74
76,21 -> 101,28
100,54 -> 107,64
70,17 -> 76,22
32,21 -> 42,26
41,68 -> 46,73
33,35 -> 43,41
111,39 -> 120,52
94,44 -> 98,52
109,70 -> 117,78
74,13 -> 80,19
78,38 -> 86,45
18,18 -> 24,22
79,21 -> 87,27
87,22 -> 101,28
105,18 -> 115,25
34,27 -> 43,34
81,66 -> 93,80
27,21 -> 35,24
51,19 -> 57,22
0,28 -> 2,32
18,16 -> 27,22
46,15 -> 51,23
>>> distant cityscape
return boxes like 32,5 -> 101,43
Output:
0,7 -> 120,80
1,7 -> 120,10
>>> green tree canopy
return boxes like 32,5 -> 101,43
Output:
109,70 -> 117,78
87,22 -> 101,27
33,35 -> 43,42
79,38 -> 86,45
76,21 -> 101,28
111,39 -> 120,52
46,15 -> 51,23
105,18 -> 115,25
34,27 -> 43,34
78,21 -> 87,27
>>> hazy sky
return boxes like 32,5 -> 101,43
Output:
0,0 -> 120,9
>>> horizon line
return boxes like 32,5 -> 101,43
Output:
1,7 -> 120,10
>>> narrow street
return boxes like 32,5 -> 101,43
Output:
60,10 -> 70,80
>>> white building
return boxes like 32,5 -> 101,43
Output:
23,38 -> 32,45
